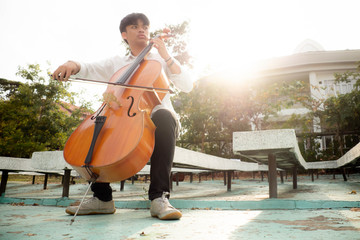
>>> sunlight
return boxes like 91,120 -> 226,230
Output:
127,210 -> 263,239
187,1 -> 304,82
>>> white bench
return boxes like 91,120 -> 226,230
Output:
1,145 -> 274,196
0,152 -> 78,197
172,147 -> 279,191
306,142 -> 360,169
233,129 -> 360,198
114,146 -> 271,192
133,164 -> 210,191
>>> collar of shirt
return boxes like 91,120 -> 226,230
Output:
126,53 -> 136,61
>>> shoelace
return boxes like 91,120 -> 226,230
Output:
83,197 -> 95,203
160,192 -> 176,209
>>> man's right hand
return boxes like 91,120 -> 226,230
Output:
52,61 -> 80,81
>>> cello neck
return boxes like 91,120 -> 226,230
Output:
116,42 -> 154,84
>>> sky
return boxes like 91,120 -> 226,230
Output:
1,0 -> 360,106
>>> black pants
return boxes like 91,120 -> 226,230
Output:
91,109 -> 178,201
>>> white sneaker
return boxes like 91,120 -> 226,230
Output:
150,192 -> 182,220
65,197 -> 116,215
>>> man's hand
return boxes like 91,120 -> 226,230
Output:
151,28 -> 172,61
151,37 -> 170,61
52,61 -> 80,81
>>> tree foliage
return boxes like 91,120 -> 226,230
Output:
0,64 -> 91,157
151,21 -> 193,68
278,64 -> 360,160
174,77 -> 281,157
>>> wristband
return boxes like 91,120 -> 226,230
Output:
168,60 -> 175,68
165,56 -> 172,62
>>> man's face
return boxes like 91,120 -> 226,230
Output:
121,19 -> 150,46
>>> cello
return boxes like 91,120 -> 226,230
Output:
63,34 -> 173,185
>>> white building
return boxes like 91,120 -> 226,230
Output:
246,39 -> 360,151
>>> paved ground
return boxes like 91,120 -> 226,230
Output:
1,173 -> 360,239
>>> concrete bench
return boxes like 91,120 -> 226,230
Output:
172,147 -> 280,191
0,157 -> 33,196
130,164 -> 210,191
233,129 -> 360,198
306,142 -> 360,169
1,146 -> 276,197
62,146 -> 273,192
306,142 -> 360,181
0,152 -> 78,197
31,151 -> 78,197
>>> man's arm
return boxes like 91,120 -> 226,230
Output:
52,61 -> 81,81
151,37 -> 181,75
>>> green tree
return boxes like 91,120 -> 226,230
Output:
0,64 -> 91,158
320,67 -> 360,156
175,78 -> 232,155
151,21 -> 193,68
174,77 -> 280,157
278,64 -> 360,160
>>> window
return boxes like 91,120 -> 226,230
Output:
324,79 -> 355,96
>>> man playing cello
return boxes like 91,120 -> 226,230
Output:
53,13 -> 193,220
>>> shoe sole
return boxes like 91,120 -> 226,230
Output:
65,209 -> 116,215
152,211 -> 182,220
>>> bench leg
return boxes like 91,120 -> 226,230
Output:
43,173 -> 48,190
280,171 -> 284,184
0,170 -> 9,197
227,171 -> 232,192
342,168 -> 348,181
120,180 -> 125,191
268,153 -> 277,198
131,176 -> 135,184
223,171 -> 226,185
62,169 -> 71,198
190,173 -> 193,183
311,170 -> 314,182
32,176 -> 36,184
292,166 -> 298,189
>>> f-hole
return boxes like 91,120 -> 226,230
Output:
127,96 -> 136,117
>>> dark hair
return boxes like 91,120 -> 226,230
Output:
120,13 -> 150,44
120,13 -> 150,33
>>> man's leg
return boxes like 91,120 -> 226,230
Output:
149,109 -> 178,200
91,182 -> 113,201
149,109 -> 181,220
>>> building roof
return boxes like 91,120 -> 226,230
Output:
203,40 -> 360,85
252,48 -> 360,83
293,39 -> 325,53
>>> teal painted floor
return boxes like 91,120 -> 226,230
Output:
1,205 -> 360,240
1,173 -> 360,239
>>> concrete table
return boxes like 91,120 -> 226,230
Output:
233,129 -> 308,198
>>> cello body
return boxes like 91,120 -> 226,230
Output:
63,60 -> 169,182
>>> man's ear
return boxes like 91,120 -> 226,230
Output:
121,31 -> 127,41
